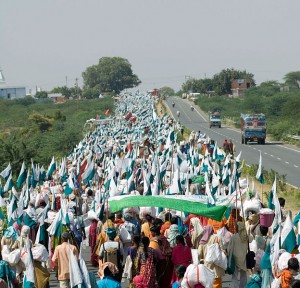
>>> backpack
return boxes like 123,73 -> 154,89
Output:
103,243 -> 120,267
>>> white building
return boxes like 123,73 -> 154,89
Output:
0,86 -> 26,99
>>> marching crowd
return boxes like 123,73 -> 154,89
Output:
0,92 -> 300,288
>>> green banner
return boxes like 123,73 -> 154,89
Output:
109,195 -> 228,221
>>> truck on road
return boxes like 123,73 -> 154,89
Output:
241,113 -> 266,144
209,109 -> 221,128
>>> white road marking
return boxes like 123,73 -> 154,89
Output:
277,158 -> 281,160
178,103 -> 192,121
180,98 -> 207,122
264,152 -> 268,155
281,145 -> 300,154
285,161 -> 289,164
270,155 -> 274,157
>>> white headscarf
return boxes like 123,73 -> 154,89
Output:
190,217 -> 204,248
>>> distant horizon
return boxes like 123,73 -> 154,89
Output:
1,1 -> 299,94
0,65 -> 293,95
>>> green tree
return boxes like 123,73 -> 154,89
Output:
28,112 -> 53,132
82,57 -> 141,96
212,68 -> 255,95
182,78 -> 213,94
284,71 -> 300,89
159,86 -> 175,97
51,86 -> 71,98
35,91 -> 48,98
244,81 -> 280,98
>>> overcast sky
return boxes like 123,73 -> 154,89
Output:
1,0 -> 300,93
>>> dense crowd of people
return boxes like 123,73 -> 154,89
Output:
0,92 -> 300,288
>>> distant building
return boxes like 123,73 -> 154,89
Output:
0,86 -> 26,99
231,79 -> 251,97
48,93 -> 66,103
147,89 -> 160,97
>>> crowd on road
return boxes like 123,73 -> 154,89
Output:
0,92 -> 300,288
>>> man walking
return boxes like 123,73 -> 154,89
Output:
52,232 -> 79,288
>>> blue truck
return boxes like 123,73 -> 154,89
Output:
241,113 -> 266,144
209,109 -> 221,128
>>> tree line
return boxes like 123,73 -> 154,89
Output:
36,57 -> 141,99
0,97 -> 114,174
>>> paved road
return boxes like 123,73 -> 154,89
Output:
49,241 -> 131,287
166,96 -> 300,188
49,243 -> 98,287
49,242 -> 233,287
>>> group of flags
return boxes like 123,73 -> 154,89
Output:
0,91 -> 298,287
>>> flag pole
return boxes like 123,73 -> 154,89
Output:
261,183 -> 263,205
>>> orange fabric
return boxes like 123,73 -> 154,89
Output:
208,218 -> 226,234
149,238 -> 160,249
276,269 -> 293,288
52,242 -> 78,280
160,221 -> 171,234
227,209 -> 242,234
213,277 -> 222,288
114,219 -> 124,227
185,214 -> 208,228
141,222 -> 151,238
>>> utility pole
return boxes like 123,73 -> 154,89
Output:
75,78 -> 79,99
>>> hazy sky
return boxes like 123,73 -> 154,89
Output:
1,1 -> 300,93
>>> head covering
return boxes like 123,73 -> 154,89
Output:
4,227 -> 18,241
199,225 -> 214,245
249,213 -> 259,224
69,193 -> 76,200
178,225 -> 188,237
105,228 -> 117,240
124,213 -> 132,222
21,225 -> 30,237
190,217 -> 204,247
237,222 -> 248,242
167,224 -> 180,248
97,262 -> 119,277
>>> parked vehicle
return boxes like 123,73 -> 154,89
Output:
241,113 -> 266,144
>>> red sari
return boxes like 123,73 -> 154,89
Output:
89,219 -> 98,266
171,243 -> 192,284
133,247 -> 158,288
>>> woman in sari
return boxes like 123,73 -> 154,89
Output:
141,215 -> 153,238
166,217 -> 180,248
171,235 -> 192,285
133,237 -> 158,288
127,235 -> 141,288
89,219 -> 99,266
93,216 -> 116,265
189,217 -> 204,248
226,208 -> 242,235
198,225 -> 226,288
148,225 -> 172,287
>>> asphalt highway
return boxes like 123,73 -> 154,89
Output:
166,96 -> 300,188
